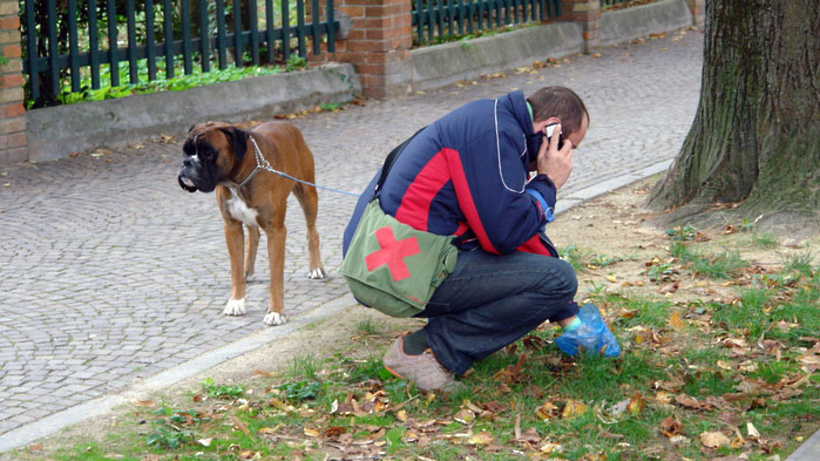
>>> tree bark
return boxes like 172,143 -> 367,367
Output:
649,0 -> 819,216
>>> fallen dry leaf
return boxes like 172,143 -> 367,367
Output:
608,398 -> 631,417
454,408 -> 475,424
659,415 -> 683,437
700,430 -> 731,448
669,311 -> 685,329
746,421 -> 761,439
130,399 -> 156,407
468,430 -> 495,445
513,427 -> 541,445
669,435 -> 689,446
536,401 -> 560,420
238,449 -> 260,460
675,394 -> 711,410
659,282 -> 679,295
561,399 -> 589,419
324,426 -> 347,438
627,393 -> 646,415
540,441 -> 563,454
232,415 -> 251,436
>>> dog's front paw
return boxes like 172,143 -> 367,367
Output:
223,298 -> 247,316
263,311 -> 288,326
308,267 -> 326,279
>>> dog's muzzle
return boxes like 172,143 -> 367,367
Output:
178,174 -> 197,192
177,163 -> 199,192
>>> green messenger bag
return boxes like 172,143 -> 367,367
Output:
340,199 -> 459,318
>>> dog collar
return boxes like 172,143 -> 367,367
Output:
235,135 -> 267,188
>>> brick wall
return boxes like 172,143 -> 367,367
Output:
685,0 -> 705,26
0,0 -> 25,164
561,0 -> 601,53
334,0 -> 413,99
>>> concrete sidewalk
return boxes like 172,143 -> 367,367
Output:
0,7 -> 705,454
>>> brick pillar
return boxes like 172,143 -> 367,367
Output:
685,0 -> 705,27
335,0 -> 413,99
560,0 -> 601,54
0,0 -> 25,164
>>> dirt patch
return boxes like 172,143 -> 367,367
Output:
550,178 -> 817,307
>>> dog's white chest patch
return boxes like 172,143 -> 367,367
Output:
226,189 -> 259,226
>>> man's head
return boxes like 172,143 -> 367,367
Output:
527,86 -> 589,150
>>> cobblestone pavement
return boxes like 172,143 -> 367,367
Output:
0,29 -> 703,436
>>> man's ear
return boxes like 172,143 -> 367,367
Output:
219,127 -> 248,163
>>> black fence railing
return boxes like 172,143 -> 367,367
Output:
412,0 -> 562,45
21,0 -> 338,108
601,0 -> 632,7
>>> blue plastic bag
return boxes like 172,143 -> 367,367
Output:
555,303 -> 621,357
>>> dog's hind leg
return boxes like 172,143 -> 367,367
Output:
245,225 -> 260,280
293,182 -> 325,280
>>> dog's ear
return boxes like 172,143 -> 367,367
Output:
188,125 -> 195,132
219,127 -> 248,163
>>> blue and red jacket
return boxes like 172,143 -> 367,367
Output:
343,90 -> 558,257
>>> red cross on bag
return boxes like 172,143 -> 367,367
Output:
365,226 -> 421,281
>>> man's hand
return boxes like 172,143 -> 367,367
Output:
536,123 -> 574,189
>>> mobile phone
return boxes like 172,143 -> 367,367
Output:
544,123 -> 564,150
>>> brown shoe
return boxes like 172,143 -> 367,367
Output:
383,334 -> 457,392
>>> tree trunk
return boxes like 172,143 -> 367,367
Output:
649,0 -> 819,217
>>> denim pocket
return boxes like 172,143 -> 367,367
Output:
416,300 -> 451,317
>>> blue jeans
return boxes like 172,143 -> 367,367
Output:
418,249 -> 579,374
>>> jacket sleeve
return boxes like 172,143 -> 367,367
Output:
449,130 -> 556,254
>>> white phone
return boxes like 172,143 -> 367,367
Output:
544,123 -> 564,150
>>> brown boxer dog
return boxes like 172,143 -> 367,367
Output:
177,121 -> 325,325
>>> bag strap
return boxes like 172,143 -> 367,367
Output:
374,126 -> 426,197
370,126 -> 474,247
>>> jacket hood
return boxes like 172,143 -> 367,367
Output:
498,90 -> 544,166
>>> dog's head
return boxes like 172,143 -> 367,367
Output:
177,122 -> 249,193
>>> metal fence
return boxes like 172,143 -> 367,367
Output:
601,0 -> 632,7
21,0 -> 338,108
412,0 -> 562,45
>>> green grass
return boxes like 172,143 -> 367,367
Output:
559,245 -> 630,273
711,288 -> 773,337
781,250 -> 816,277
354,316 -> 382,336
285,354 -> 322,381
751,232 -> 779,248
644,258 -> 679,282
595,291 -> 674,329
686,249 -> 749,279
559,244 -> 588,272
665,224 -> 697,242
200,377 -> 244,399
